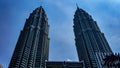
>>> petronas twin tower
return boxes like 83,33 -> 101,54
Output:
9,6 -> 113,68
74,7 -> 112,68
9,7 -> 49,68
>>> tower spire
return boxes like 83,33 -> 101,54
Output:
76,3 -> 79,8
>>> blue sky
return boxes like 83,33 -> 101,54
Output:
0,0 -> 120,68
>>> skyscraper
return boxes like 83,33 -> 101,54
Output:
9,6 -> 50,68
73,7 -> 113,67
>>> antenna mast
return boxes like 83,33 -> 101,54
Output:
76,3 -> 79,8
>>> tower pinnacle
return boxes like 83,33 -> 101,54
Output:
76,3 -> 79,8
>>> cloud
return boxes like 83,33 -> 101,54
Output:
45,0 -> 75,17
67,59 -> 72,61
108,35 -> 120,52
110,0 -> 120,3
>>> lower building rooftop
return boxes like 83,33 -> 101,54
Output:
46,61 -> 85,68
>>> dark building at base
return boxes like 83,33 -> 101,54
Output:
0,65 -> 3,68
46,61 -> 85,68
103,53 -> 120,68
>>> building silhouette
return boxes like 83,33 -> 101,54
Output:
46,61 -> 84,68
9,6 -> 50,68
73,7 -> 113,68
0,65 -> 3,68
8,5 -> 115,68
103,53 -> 120,67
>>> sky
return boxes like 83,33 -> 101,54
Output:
0,0 -> 120,68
